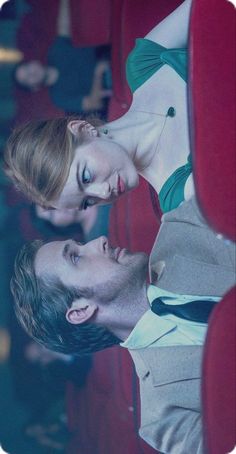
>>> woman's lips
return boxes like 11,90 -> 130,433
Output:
117,175 -> 126,195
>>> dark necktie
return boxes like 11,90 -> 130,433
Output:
151,297 -> 217,323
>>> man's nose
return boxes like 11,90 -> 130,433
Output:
83,236 -> 108,254
86,182 -> 111,200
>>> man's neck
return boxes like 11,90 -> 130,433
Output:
108,282 -> 150,342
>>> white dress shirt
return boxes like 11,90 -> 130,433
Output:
121,284 -> 220,349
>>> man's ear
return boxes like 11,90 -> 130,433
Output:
65,298 -> 98,325
67,120 -> 98,138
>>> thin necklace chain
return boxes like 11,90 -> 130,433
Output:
129,108 -> 167,118
133,110 -> 169,172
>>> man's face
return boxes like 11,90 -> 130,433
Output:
34,236 -> 148,305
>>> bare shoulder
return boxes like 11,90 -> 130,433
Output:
145,0 -> 192,48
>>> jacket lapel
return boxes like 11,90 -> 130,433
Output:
130,345 -> 203,384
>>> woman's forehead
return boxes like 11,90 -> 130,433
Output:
53,155 -> 83,209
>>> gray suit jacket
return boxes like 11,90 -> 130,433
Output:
129,197 -> 236,453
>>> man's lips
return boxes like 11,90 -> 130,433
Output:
113,246 -> 127,261
117,175 -> 126,195
113,247 -> 121,260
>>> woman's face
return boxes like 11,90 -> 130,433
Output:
53,137 -> 139,210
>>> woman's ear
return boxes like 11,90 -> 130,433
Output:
67,120 -> 98,138
65,298 -> 98,325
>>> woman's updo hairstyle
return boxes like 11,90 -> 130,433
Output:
4,116 -> 100,207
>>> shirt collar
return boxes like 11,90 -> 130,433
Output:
120,285 -> 176,350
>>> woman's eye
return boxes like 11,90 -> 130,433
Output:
83,198 -> 96,210
70,253 -> 80,265
82,168 -> 91,184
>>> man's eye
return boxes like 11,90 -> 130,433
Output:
83,198 -> 96,210
82,168 -> 91,184
70,253 -> 80,265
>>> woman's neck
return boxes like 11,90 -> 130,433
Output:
105,109 -> 167,176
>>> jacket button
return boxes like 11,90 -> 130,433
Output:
144,371 -> 150,379
167,107 -> 176,117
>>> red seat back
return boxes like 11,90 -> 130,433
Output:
110,0 -> 183,115
202,286 -> 236,454
189,0 -> 236,240
70,0 -> 111,47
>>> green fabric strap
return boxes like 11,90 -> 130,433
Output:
126,38 -> 187,93
126,37 -> 190,213
159,154 -> 192,213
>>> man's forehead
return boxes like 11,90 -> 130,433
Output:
34,241 -> 64,276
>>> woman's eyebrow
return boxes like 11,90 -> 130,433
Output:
41,205 -> 56,211
76,165 -> 83,192
76,166 -> 85,210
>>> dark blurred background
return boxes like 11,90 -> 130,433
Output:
0,1 -> 111,452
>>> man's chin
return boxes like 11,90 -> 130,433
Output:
136,251 -> 149,264
125,251 -> 149,272
139,252 -> 149,273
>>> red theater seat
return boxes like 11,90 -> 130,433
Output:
17,0 -> 59,61
70,0 -> 111,47
189,3 -> 236,452
189,0 -> 236,240
109,0 -> 183,117
16,0 -> 64,123
202,286 -> 236,454
66,347 -> 157,454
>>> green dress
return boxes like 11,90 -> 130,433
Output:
126,38 -> 192,213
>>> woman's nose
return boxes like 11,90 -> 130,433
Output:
86,182 -> 111,200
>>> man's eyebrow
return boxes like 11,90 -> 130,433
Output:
62,240 -> 79,260
62,243 -> 70,259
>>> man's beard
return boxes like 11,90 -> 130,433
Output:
92,253 -> 148,305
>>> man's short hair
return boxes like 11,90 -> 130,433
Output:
11,240 -> 120,355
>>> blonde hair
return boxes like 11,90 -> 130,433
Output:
4,116 -> 100,207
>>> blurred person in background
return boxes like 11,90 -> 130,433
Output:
35,204 -> 111,242
14,0 -> 112,115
